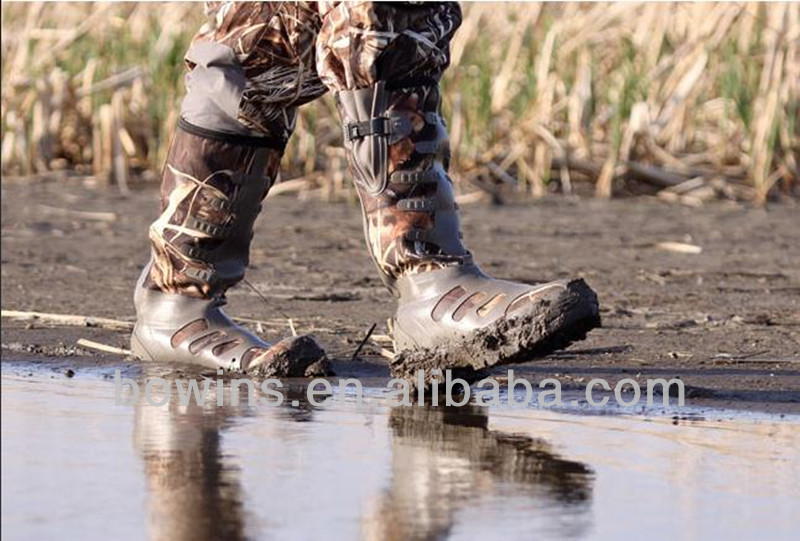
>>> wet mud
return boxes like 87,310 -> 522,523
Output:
2,179 -> 800,413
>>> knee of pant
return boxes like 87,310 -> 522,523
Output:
180,41 -> 253,136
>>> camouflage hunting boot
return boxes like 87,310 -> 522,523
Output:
336,79 -> 601,382
132,122 -> 326,376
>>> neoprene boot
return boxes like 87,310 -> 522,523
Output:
336,79 -> 600,381
131,122 -> 326,376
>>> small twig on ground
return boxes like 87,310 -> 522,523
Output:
233,316 -> 282,327
655,241 -> 703,254
379,348 -> 396,361
232,316 -> 338,334
240,282 -> 359,302
273,292 -> 359,301
36,204 -> 117,222
351,322 -> 377,361
1,309 -> 133,331
76,338 -> 131,356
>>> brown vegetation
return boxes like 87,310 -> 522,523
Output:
1,2 -> 798,203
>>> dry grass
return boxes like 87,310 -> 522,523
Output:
1,2 -> 798,203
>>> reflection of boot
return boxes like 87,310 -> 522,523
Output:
133,370 -> 324,541
390,405 -> 593,502
134,391 -> 246,541
336,81 -> 600,381
363,405 -> 593,541
132,123 -> 325,375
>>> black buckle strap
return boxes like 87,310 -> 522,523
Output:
207,197 -> 232,212
397,198 -> 437,212
185,216 -> 232,239
169,239 -> 212,266
390,168 -> 440,184
345,117 -> 392,141
344,111 -> 439,143
184,266 -> 216,285
185,244 -> 209,260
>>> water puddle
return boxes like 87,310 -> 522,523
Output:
2,362 -> 799,540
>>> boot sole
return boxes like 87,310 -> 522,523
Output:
390,278 -> 601,386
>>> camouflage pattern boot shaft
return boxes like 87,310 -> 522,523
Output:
146,123 -> 284,298
336,80 -> 471,293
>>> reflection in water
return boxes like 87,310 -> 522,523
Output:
363,405 -> 593,541
5,366 -> 794,540
133,387 -> 246,541
133,376 -> 314,541
133,376 -> 592,540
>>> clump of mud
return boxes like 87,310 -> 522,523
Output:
247,335 -> 334,378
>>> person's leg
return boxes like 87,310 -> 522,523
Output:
316,2 -> 600,382
133,2 -> 328,374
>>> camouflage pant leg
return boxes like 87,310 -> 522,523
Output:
183,1 -> 462,134
315,1 -> 462,91
183,1 -> 327,140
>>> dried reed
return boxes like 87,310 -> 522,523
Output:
1,2 -> 798,203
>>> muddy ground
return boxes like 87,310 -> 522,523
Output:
2,179 -> 799,413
